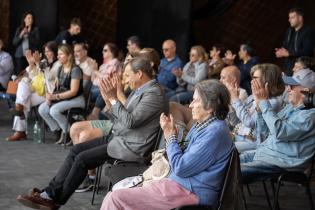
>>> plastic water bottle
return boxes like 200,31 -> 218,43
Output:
33,121 -> 42,143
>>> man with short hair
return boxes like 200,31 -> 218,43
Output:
237,44 -> 259,95
241,68 -> 315,183
275,7 -> 315,75
55,17 -> 83,45
73,42 -> 94,88
157,39 -> 183,92
124,35 -> 141,64
17,58 -> 168,210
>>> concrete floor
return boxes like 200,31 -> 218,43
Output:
0,99 -> 315,210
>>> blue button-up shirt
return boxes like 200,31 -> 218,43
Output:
254,100 -> 315,169
157,55 -> 183,90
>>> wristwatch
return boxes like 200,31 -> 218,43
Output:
110,99 -> 118,106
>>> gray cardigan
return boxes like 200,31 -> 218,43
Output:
107,80 -> 168,163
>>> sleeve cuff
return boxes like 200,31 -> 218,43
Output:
166,134 -> 178,147
259,100 -> 271,113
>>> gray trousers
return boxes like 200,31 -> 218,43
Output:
38,95 -> 85,132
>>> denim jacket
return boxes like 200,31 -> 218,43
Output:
254,100 -> 315,169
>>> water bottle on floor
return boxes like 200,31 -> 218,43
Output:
33,121 -> 43,143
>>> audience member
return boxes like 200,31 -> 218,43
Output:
12,11 -> 40,74
241,67 -> 315,183
292,56 -> 314,74
74,42 -> 94,88
124,35 -> 141,65
17,58 -> 168,209
275,8 -> 315,76
157,39 -> 183,92
38,44 -> 85,144
227,64 -> 285,153
6,41 -> 60,141
167,45 -> 208,104
100,80 -> 234,210
0,38 -> 14,91
208,44 -> 225,79
88,43 -> 122,120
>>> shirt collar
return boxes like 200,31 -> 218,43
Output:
195,116 -> 218,131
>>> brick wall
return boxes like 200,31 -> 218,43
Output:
0,0 -> 10,46
192,0 -> 300,62
58,0 -> 117,54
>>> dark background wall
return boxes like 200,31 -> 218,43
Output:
1,0 -> 315,64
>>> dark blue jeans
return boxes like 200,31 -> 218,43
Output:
90,85 -> 105,109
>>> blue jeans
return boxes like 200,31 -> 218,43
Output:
90,85 -> 105,109
240,151 -> 286,184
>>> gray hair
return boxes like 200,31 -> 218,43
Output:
129,57 -> 153,79
195,79 -> 230,120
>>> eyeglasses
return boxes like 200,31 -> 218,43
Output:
102,48 -> 108,53
162,48 -> 170,52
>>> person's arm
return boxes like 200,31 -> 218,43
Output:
259,100 -> 315,141
111,87 -> 164,129
182,62 -> 208,85
166,128 -> 227,178
231,97 -> 257,128
12,28 -> 23,46
0,53 -> 14,76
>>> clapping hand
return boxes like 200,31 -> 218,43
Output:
100,76 -> 117,101
225,81 -> 239,102
275,47 -> 289,58
160,113 -> 177,140
223,50 -> 236,65
172,68 -> 183,78
251,79 -> 269,109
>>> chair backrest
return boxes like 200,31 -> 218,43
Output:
217,148 -> 244,210
82,80 -> 92,110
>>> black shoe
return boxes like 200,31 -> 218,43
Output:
75,176 -> 95,193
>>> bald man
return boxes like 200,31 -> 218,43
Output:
220,66 -> 248,101
157,39 -> 183,92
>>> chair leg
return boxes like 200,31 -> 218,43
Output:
246,184 -> 253,196
305,183 -> 314,210
273,180 -> 281,210
242,186 -> 248,210
91,167 -> 100,205
262,181 -> 272,210
97,165 -> 103,194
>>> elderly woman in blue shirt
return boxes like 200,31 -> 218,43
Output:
101,80 -> 234,210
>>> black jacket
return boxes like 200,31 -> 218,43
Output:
283,25 -> 315,75
12,26 -> 40,58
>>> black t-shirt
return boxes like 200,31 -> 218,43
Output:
56,65 -> 83,98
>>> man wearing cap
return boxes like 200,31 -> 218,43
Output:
240,68 -> 315,183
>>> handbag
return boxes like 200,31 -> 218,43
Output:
6,70 -> 26,95
6,81 -> 19,95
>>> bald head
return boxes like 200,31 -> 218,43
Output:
162,39 -> 176,60
220,65 -> 241,86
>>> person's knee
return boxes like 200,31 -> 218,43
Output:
49,105 -> 60,117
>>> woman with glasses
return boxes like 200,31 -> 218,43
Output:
226,63 -> 285,153
87,43 -> 122,120
166,45 -> 208,104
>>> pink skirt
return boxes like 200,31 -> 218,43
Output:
100,178 -> 199,210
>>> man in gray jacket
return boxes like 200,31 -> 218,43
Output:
17,58 -> 168,210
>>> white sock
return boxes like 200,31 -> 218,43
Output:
89,175 -> 96,180
40,191 -> 52,200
